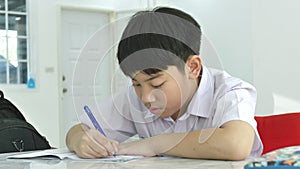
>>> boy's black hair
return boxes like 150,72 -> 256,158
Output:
117,7 -> 202,77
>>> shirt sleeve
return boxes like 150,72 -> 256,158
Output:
213,83 -> 263,157
79,88 -> 137,142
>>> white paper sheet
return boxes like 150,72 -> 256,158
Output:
7,148 -> 143,163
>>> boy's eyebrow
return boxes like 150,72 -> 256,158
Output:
132,74 -> 163,82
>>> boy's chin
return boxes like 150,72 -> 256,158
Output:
157,111 -> 172,119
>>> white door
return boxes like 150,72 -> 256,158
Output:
60,9 -> 112,146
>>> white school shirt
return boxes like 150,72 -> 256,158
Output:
79,66 -> 263,157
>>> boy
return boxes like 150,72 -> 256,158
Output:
66,7 -> 263,160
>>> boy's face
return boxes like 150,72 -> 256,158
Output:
132,66 -> 193,120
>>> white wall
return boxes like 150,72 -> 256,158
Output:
114,0 -> 149,10
252,0 -> 300,115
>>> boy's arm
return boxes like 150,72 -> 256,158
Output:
117,120 -> 254,160
66,123 -> 119,158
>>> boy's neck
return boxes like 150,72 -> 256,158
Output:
171,76 -> 201,121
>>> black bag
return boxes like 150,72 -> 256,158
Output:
0,90 -> 51,153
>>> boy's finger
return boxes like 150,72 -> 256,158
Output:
101,139 -> 116,155
87,128 -> 119,156
93,134 -> 116,155
88,143 -> 109,157
84,129 -> 109,155
82,132 -> 109,157
111,140 -> 119,154
81,144 -> 107,158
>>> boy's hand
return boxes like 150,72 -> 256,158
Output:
69,127 -> 119,158
117,138 -> 157,157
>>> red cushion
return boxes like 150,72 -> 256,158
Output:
255,112 -> 300,154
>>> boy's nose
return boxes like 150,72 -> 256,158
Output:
141,89 -> 155,104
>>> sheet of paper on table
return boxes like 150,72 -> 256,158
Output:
7,148 -> 144,163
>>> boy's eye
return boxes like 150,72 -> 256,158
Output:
152,83 -> 164,88
132,83 -> 141,87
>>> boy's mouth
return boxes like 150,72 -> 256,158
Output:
149,107 -> 162,115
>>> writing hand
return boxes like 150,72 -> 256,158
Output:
72,128 -> 119,158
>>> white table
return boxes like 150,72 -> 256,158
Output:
0,151 -> 249,169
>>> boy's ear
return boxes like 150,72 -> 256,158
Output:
186,55 -> 202,79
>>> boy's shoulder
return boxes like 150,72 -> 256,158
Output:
205,67 -> 256,93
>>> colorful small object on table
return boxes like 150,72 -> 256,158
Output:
244,146 -> 300,169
